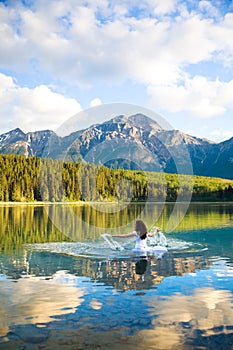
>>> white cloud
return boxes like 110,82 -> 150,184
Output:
148,76 -> 233,118
198,1 -> 220,18
166,16 -> 217,65
0,0 -> 233,128
152,0 -> 177,15
0,72 -> 15,89
182,124 -> 233,142
1,0 -> 233,86
0,4 -> 29,69
210,128 -> 233,142
0,73 -> 82,133
90,97 -> 102,107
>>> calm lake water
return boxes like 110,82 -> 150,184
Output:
0,202 -> 233,350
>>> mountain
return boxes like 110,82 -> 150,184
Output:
0,114 -> 232,179
0,128 -> 56,157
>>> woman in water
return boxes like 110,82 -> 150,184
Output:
112,220 -> 160,250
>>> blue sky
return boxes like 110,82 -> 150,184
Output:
0,0 -> 233,141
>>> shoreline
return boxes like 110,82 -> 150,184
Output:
0,200 -> 232,206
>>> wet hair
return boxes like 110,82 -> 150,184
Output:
135,220 -> 147,240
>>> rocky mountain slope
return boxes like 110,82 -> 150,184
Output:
0,114 -> 232,179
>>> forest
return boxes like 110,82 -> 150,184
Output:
0,154 -> 232,202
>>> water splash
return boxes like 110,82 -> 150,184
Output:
25,233 -> 207,260
101,234 -> 124,251
147,228 -> 168,247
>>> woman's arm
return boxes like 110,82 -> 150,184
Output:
147,232 -> 155,237
147,227 -> 162,237
112,232 -> 135,238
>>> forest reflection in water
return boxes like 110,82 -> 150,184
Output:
0,202 -> 232,252
0,202 -> 233,349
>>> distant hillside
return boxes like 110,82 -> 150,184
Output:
0,113 -> 232,179
0,154 -> 232,202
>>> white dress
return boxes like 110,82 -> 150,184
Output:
134,231 -> 148,250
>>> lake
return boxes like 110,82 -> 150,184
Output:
0,202 -> 233,350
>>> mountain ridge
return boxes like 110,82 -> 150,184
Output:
0,114 -> 232,179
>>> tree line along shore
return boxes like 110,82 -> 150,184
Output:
0,154 -> 232,202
